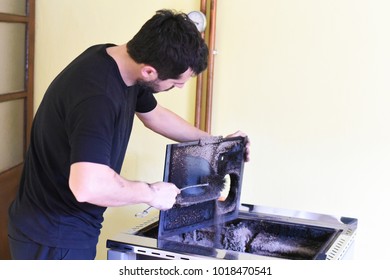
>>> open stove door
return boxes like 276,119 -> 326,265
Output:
158,136 -> 247,239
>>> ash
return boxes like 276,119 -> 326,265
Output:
165,220 -> 329,259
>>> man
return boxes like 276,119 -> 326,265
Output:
8,9 -> 249,259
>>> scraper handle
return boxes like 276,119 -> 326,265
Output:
135,206 -> 153,218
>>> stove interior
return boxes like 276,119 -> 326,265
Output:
137,217 -> 339,260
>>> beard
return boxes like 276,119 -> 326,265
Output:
136,79 -> 158,93
136,79 -> 174,93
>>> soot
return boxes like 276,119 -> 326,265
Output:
165,219 -> 336,260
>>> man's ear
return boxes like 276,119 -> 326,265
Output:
141,65 -> 158,81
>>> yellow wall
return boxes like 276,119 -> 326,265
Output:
35,1 -> 390,259
212,0 -> 390,260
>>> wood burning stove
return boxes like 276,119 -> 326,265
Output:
106,137 -> 357,260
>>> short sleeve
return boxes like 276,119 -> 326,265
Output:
66,95 -> 116,165
135,87 -> 157,113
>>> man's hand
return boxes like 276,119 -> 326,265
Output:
147,182 -> 181,210
226,130 -> 251,162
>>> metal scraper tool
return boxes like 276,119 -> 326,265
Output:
180,183 -> 209,191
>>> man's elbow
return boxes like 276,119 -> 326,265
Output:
69,179 -> 91,203
68,162 -> 99,203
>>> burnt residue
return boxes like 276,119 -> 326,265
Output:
162,200 -> 215,232
164,219 -> 337,260
175,174 -> 227,207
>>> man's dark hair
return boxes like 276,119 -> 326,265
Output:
127,9 -> 208,80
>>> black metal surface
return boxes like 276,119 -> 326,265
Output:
158,136 -> 247,238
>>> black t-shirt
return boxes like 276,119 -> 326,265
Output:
8,44 -> 157,248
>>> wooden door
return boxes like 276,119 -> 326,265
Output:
0,0 -> 35,259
